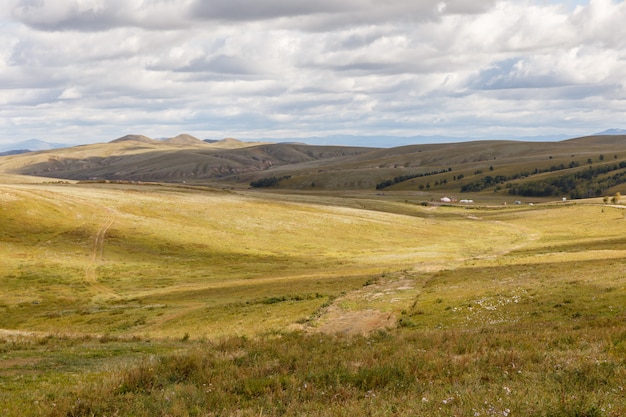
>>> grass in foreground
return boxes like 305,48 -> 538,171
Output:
6,322 -> 624,417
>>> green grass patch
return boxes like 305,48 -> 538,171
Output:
6,326 -> 623,416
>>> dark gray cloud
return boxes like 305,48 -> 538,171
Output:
13,0 -> 129,31
188,0 -> 499,30
11,0 -> 189,31
189,0 -> 353,21
178,55 -> 260,75
335,31 -> 387,51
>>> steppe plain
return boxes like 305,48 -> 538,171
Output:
0,135 -> 625,416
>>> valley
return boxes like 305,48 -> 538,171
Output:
1,136 -> 625,416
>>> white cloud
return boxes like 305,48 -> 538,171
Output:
58,86 -> 82,99
1,0 -> 626,146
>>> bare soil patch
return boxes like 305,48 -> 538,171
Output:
305,273 -> 416,336
309,306 -> 395,336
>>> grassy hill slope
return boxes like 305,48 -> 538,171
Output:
0,139 -> 375,183
3,135 -> 626,200
1,142 -> 626,415
3,181 -> 523,338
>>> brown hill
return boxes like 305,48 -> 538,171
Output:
0,138 -> 374,183
162,134 -> 205,146
562,134 -> 626,146
2,134 -> 626,197
204,138 -> 271,149
110,134 -> 156,144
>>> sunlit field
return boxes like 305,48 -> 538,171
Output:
1,179 -> 625,416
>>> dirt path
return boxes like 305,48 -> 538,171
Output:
84,208 -> 120,299
4,186 -> 122,299
307,306 -> 396,336
304,214 -> 542,337
303,273 -> 414,336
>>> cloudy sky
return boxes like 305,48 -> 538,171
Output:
1,0 -> 625,147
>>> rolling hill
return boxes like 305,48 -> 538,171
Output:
1,133 -> 626,199
0,134 -> 375,183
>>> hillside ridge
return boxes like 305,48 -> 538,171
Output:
110,134 -> 156,144
2,134 -> 626,198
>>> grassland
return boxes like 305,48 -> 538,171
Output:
1,177 -> 625,416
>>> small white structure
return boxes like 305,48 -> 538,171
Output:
440,197 -> 452,203
459,199 -> 474,204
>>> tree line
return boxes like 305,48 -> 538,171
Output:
375,168 -> 452,190
460,162 -> 582,193
250,175 -> 291,188
506,162 -> 626,198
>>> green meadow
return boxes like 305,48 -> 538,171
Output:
1,178 -> 625,416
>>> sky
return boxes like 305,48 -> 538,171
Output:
1,0 -> 626,147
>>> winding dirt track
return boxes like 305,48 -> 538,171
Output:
3,185 -> 122,300
84,209 -> 120,299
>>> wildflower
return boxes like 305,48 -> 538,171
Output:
503,408 -> 510,416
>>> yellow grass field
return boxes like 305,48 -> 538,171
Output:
0,180 -> 529,336
1,178 -> 625,416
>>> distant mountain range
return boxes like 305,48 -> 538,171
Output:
251,133 -> 576,147
0,139 -> 69,154
594,129 -> 626,136
0,135 -> 258,154
1,129 -> 624,155
0,149 -> 30,157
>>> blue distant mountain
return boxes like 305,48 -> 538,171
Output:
0,149 -> 31,156
261,133 -> 573,147
594,129 -> 626,136
0,131 -> 611,153
0,139 -> 69,153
